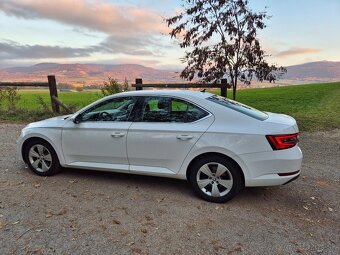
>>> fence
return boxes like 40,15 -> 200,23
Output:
132,78 -> 231,97
0,75 -> 60,113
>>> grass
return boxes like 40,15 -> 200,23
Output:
219,82 -> 340,131
0,83 -> 339,131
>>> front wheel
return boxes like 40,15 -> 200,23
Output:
24,139 -> 61,176
189,155 -> 242,203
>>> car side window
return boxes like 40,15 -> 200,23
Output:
142,96 -> 208,123
80,97 -> 136,122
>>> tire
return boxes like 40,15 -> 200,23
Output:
23,139 -> 61,176
189,155 -> 242,203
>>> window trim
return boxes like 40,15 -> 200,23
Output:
137,95 -> 212,124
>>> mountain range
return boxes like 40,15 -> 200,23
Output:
0,61 -> 339,86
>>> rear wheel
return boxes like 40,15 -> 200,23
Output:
189,155 -> 242,203
24,139 -> 61,176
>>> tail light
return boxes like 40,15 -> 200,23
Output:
266,133 -> 299,150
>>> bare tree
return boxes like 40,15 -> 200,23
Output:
166,0 -> 286,99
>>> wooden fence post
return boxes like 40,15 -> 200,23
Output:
221,78 -> 228,98
135,78 -> 143,90
48,75 -> 60,113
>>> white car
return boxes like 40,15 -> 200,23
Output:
17,90 -> 302,202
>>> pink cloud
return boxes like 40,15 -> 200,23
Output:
276,47 -> 322,57
0,0 -> 170,35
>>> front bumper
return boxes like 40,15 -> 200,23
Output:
240,146 -> 303,187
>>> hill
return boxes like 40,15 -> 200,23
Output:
0,63 -> 182,85
0,61 -> 339,85
283,61 -> 340,83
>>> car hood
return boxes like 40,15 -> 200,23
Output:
26,114 -> 72,129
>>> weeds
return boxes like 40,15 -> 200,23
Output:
36,95 -> 51,112
0,88 -> 5,109
4,87 -> 21,111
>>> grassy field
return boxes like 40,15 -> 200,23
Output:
0,82 -> 339,131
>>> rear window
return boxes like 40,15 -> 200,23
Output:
207,95 -> 268,121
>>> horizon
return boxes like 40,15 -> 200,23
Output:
2,60 -> 340,71
0,0 -> 339,69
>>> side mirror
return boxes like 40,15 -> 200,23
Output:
72,114 -> 82,124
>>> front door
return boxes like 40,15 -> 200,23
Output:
62,96 -> 137,171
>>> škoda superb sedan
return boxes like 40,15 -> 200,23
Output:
17,90 -> 302,202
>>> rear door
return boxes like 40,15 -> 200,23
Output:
127,96 -> 214,175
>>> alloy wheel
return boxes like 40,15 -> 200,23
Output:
28,144 -> 52,173
196,162 -> 233,197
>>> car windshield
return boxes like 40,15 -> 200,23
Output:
207,95 -> 268,121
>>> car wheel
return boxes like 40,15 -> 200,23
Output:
24,139 -> 61,176
189,155 -> 242,203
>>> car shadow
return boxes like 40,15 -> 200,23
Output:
22,165 -> 299,205
61,167 -> 191,194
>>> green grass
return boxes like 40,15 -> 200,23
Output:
15,90 -> 101,110
217,82 -> 340,131
0,83 -> 339,131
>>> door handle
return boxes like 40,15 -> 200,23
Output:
111,132 -> 125,138
176,135 -> 193,140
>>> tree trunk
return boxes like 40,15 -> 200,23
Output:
233,79 -> 237,100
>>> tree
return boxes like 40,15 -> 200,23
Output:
122,77 -> 129,92
166,0 -> 286,99
100,77 -> 126,97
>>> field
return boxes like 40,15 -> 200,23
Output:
0,82 -> 339,131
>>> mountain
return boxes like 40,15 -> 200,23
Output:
283,61 -> 340,83
0,61 -> 339,86
0,63 -> 182,85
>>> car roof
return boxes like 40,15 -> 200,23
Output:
115,89 -> 214,99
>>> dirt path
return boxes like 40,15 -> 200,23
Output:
0,124 -> 339,255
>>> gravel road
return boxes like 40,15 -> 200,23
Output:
0,124 -> 339,255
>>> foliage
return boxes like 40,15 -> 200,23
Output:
122,77 -> 130,92
4,87 -> 21,111
166,0 -> 286,99
36,95 -> 51,112
100,77 -> 127,97
0,87 -> 5,108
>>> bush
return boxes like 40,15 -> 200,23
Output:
4,87 -> 21,111
0,88 -> 5,109
100,77 -> 129,97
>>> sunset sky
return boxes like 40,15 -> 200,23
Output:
0,0 -> 339,69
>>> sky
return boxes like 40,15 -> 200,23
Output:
0,0 -> 339,69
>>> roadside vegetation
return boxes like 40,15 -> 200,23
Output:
0,82 -> 339,131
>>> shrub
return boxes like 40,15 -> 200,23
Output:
100,77 -> 124,97
5,87 -> 21,111
0,88 -> 5,109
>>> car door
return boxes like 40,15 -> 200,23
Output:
62,96 -> 137,171
127,96 -> 214,175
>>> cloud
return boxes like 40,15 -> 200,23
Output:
0,37 -> 161,61
0,0 -> 169,35
0,41 -> 97,59
0,0 -> 171,60
276,47 -> 322,57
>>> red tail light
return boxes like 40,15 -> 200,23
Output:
266,133 -> 299,150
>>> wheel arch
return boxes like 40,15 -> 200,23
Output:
185,152 -> 246,187
21,136 -> 61,164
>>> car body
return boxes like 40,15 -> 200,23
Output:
17,90 -> 302,202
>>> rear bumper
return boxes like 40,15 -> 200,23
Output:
240,146 -> 302,187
